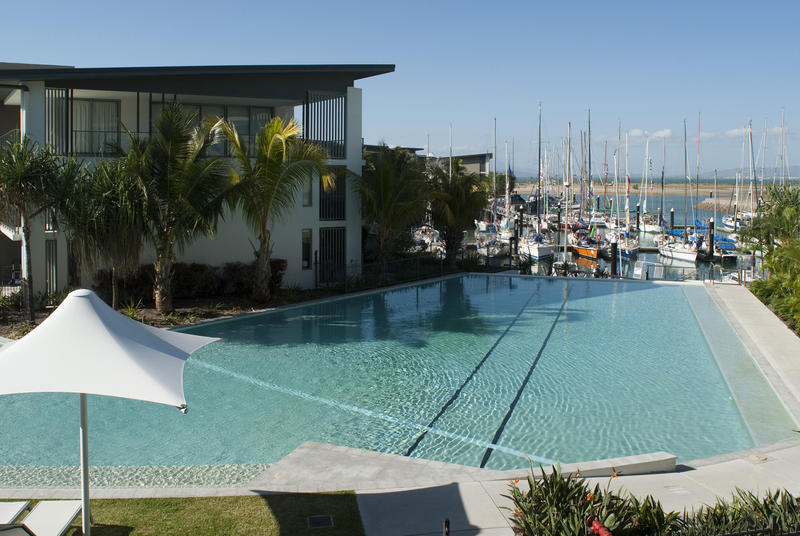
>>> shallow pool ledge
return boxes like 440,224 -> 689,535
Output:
244,442 -> 677,493
488,451 -> 678,480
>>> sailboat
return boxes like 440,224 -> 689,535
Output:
604,131 -> 638,258
553,122 -> 578,275
659,120 -> 697,262
520,104 -> 556,261
641,139 -> 663,233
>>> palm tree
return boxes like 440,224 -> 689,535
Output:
741,183 -> 800,256
427,159 -> 489,269
359,144 -> 429,267
0,138 -> 59,322
48,157 -> 91,288
89,159 -> 147,308
215,116 -> 331,302
123,104 -> 233,313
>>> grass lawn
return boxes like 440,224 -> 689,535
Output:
58,493 -> 364,535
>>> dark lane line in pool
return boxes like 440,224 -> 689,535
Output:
404,282 -> 542,457
479,285 -> 570,468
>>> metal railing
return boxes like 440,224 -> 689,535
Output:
315,253 -> 452,292
0,264 -> 22,299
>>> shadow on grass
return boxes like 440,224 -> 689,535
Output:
258,492 -> 365,536
67,524 -> 134,536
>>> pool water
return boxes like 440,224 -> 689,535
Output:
0,275 -> 795,477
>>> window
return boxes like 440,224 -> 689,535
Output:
318,227 -> 345,283
149,102 -> 272,156
320,168 -> 346,221
72,99 -> 119,154
228,106 -> 250,153
302,229 -> 312,270
44,209 -> 57,232
303,177 -> 312,207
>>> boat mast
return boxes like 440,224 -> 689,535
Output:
537,103 -> 542,230
641,138 -> 649,215
579,132 -> 585,222
449,122 -> 453,180
625,132 -> 630,231
588,109 -> 592,216
780,108 -> 786,185
492,118 -> 497,223
565,122 -> 571,265
683,119 -> 688,240
615,120 -> 621,230
505,141 -> 510,220
661,138 -> 665,227
714,169 -> 718,242
748,120 -> 755,215
603,141 -> 608,210
695,112 -> 700,224
761,119 -> 767,199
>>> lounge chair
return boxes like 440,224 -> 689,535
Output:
0,502 -> 29,524
20,501 -> 81,536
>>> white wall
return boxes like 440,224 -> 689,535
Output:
17,85 -> 365,293
17,81 -> 69,295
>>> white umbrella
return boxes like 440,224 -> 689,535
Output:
0,289 -> 219,535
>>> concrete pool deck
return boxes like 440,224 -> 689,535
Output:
1,281 -> 799,535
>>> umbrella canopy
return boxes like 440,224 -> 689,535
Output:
0,288 -> 218,408
0,288 -> 219,535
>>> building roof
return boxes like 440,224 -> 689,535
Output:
363,144 -> 424,154
0,63 -> 395,101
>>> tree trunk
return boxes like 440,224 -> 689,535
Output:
111,267 -> 118,310
67,240 -> 81,288
20,212 -> 35,324
153,239 -> 175,314
445,227 -> 462,270
252,236 -> 272,303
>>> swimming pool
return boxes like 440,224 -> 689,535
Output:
0,275 -> 795,484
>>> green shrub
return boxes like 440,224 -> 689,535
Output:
221,262 -> 255,296
269,258 -> 287,296
173,263 -> 222,299
93,264 -> 155,305
34,287 -> 72,310
504,465 -> 798,536
460,252 -> 481,272
517,256 -> 533,275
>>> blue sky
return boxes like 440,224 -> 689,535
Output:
3,0 -> 797,177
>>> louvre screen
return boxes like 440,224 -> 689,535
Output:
318,227 -> 346,284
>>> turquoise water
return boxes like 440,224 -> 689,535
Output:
0,276 -> 794,476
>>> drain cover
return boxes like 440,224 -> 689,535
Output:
307,514 -> 334,528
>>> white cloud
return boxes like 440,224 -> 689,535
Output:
725,127 -> 747,138
651,129 -> 672,139
628,128 -> 646,138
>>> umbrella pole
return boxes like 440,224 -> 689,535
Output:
80,393 -> 91,536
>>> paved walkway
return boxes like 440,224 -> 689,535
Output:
2,282 -> 799,536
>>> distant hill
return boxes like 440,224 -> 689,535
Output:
700,166 -> 800,181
